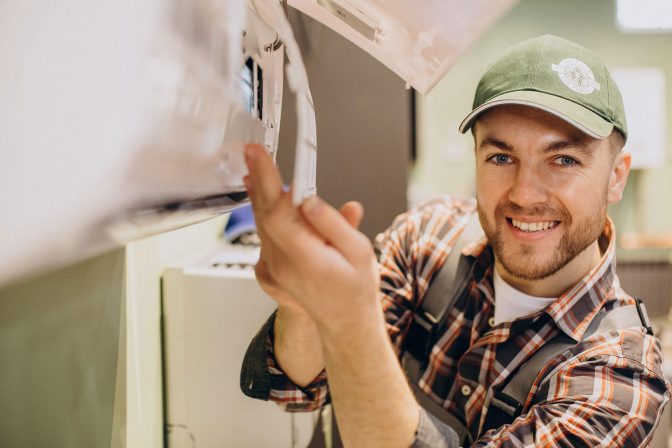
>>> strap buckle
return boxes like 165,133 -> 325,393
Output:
481,390 -> 524,435
635,298 -> 655,336
489,391 -> 523,418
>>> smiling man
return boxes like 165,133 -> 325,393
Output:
240,35 -> 670,447
474,105 -> 621,298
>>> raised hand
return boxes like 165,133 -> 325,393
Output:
243,143 -> 379,330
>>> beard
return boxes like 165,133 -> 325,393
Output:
477,196 -> 607,281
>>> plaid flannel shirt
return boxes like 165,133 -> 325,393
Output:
241,196 -> 670,447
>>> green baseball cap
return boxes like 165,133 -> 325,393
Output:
459,34 -> 627,140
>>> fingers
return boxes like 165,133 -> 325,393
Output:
242,143 -> 319,258
243,140 -> 369,279
339,201 -> 364,229
244,143 -> 284,214
300,197 -> 371,264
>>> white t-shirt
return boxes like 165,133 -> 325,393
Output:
493,268 -> 556,325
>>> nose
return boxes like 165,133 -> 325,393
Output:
507,164 -> 549,208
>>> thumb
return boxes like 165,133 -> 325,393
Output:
300,196 -> 371,264
339,201 -> 364,229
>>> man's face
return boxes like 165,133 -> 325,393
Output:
474,105 -> 625,281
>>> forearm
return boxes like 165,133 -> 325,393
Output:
244,144 -> 419,443
318,306 -> 419,448
274,305 -> 325,387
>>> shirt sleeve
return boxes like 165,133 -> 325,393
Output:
413,406 -> 462,448
471,348 -> 671,447
239,309 -> 329,412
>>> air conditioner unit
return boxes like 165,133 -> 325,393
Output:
0,0 -> 517,285
0,0 -> 296,284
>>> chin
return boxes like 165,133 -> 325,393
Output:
478,199 -> 608,283
498,251 -> 566,281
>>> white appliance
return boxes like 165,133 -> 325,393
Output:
288,0 -> 519,95
0,0 -> 308,284
0,0 -> 517,285
162,244 -> 318,447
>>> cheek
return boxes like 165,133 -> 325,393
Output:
552,175 -> 608,222
476,174 -> 506,216
476,163 -> 514,196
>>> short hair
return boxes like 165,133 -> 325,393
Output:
609,129 -> 626,159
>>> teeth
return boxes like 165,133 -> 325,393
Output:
511,219 -> 557,232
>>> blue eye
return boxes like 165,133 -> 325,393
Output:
490,154 -> 512,165
554,156 -> 578,166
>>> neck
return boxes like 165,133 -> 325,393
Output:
496,240 -> 602,297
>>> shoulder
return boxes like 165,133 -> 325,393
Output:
586,292 -> 666,377
533,325 -> 670,432
408,195 -> 476,219
384,195 -> 476,238
374,195 -> 478,270
537,297 -> 670,402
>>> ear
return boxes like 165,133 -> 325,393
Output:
607,151 -> 631,204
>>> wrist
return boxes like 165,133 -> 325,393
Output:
316,301 -> 387,350
275,305 -> 318,340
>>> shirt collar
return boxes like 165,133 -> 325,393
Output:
466,217 -> 618,342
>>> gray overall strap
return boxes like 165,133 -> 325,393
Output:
421,212 -> 484,323
403,212 -> 483,368
483,299 -> 654,434
402,211 -> 483,444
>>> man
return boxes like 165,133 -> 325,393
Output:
240,35 -> 670,447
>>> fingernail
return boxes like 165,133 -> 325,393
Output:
302,196 -> 322,215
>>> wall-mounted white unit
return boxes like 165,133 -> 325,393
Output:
0,0 -> 516,285
0,0 -> 288,284
162,245 -> 317,447
287,0 -> 519,94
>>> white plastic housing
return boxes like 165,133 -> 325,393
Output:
0,0 -> 283,284
288,0 -> 519,94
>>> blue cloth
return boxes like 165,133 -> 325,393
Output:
224,204 -> 256,242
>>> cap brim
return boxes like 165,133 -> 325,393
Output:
458,90 -> 614,139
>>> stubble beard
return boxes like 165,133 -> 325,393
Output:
477,196 -> 607,281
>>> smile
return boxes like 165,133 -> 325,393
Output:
507,218 -> 560,233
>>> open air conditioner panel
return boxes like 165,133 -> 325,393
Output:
0,0 -> 282,284
0,0 -> 517,284
288,0 -> 518,94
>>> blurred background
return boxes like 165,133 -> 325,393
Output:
0,0 -> 671,447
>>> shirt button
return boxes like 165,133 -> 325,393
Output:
461,385 -> 472,396
488,317 -> 496,327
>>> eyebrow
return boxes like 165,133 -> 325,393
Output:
543,139 -> 593,158
479,135 -> 594,158
480,137 -> 513,151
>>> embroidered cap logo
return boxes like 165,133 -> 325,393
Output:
551,58 -> 601,95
